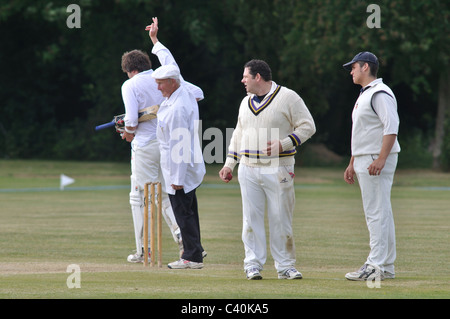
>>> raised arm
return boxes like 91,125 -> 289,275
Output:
145,17 -> 204,101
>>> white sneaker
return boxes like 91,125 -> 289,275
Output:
127,248 -> 151,263
278,267 -> 303,279
345,264 -> 382,281
127,252 -> 142,263
246,267 -> 262,280
168,258 -> 204,269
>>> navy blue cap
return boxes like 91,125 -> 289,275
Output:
343,51 -> 379,71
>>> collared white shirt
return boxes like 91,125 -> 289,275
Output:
363,79 -> 399,136
121,70 -> 162,147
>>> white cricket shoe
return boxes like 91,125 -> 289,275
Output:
345,264 -> 382,281
246,267 -> 262,280
168,258 -> 204,269
127,252 -> 144,263
278,267 -> 303,280
127,248 -> 151,263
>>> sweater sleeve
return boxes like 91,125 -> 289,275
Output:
280,94 -> 316,151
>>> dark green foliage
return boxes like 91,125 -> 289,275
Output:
0,0 -> 448,169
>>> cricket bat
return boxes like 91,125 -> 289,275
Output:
95,105 -> 159,131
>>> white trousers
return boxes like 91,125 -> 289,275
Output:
354,153 -> 397,273
238,164 -> 296,273
130,139 -> 179,253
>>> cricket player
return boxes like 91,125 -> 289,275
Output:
343,51 -> 400,281
219,59 -> 316,280
121,18 -> 204,263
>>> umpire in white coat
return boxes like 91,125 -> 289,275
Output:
121,18 -> 204,264
152,64 -> 206,269
343,52 -> 400,281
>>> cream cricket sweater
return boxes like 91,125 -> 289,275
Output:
225,82 -> 316,170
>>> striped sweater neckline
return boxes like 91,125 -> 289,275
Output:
248,85 -> 281,116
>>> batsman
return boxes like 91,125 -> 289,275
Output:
119,18 -> 204,263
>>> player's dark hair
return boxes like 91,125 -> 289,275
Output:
244,59 -> 272,81
358,61 -> 378,77
121,50 -> 152,73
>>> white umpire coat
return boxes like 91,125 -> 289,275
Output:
156,85 -> 205,195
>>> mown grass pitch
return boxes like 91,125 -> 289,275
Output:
0,160 -> 449,300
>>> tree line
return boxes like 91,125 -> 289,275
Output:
0,0 -> 448,170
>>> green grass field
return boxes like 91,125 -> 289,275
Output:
0,160 -> 449,300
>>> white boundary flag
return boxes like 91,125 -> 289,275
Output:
60,174 -> 75,190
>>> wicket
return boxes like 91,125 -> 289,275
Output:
143,182 -> 162,267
